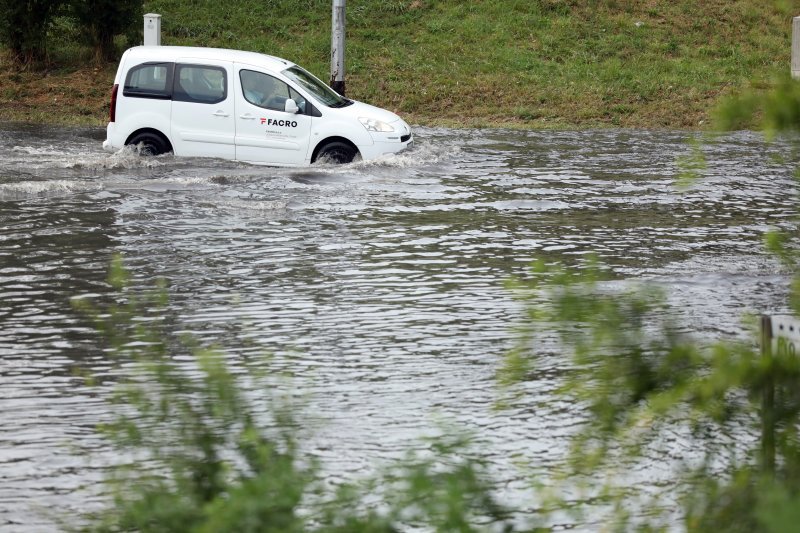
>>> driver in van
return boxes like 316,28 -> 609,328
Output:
242,73 -> 272,107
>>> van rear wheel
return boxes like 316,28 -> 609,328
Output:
315,141 -> 357,164
128,132 -> 169,156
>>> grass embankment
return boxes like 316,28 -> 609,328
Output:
0,0 -> 795,129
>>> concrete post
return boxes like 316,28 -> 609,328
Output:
792,16 -> 800,79
144,13 -> 162,46
331,0 -> 346,96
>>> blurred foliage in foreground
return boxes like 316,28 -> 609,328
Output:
498,75 -> 800,531
74,256 -> 515,532
501,260 -> 800,531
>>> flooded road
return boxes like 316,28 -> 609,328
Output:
0,123 -> 797,530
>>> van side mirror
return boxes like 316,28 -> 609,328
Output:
284,99 -> 300,114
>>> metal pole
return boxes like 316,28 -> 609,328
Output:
331,0 -> 346,96
792,17 -> 800,79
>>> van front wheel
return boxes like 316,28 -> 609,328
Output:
128,132 -> 169,156
315,141 -> 357,164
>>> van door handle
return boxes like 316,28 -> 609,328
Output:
213,111 -> 230,117
239,114 -> 256,120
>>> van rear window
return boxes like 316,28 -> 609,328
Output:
124,63 -> 172,99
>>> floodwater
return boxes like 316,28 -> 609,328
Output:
0,122 -> 797,531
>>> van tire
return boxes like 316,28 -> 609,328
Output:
315,141 -> 357,164
128,132 -> 169,156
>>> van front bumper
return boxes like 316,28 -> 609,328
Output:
360,119 -> 413,160
359,134 -> 413,160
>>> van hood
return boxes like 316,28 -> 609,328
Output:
344,100 -> 402,124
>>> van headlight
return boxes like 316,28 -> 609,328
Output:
359,117 -> 395,132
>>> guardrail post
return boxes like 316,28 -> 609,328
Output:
761,315 -> 775,474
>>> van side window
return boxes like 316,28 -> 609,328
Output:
173,65 -> 227,104
124,62 -> 172,99
240,70 -> 307,113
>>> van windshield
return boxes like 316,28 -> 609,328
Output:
282,66 -> 351,108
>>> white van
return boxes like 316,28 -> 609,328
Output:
103,46 -> 413,165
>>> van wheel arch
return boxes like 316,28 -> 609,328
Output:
125,129 -> 173,156
312,137 -> 359,164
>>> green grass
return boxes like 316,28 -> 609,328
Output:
0,0 -> 797,128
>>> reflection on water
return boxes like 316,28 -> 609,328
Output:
0,123 -> 797,530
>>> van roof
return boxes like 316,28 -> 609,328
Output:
123,46 -> 295,72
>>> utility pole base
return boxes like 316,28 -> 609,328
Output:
331,80 -> 346,96
331,0 -> 346,97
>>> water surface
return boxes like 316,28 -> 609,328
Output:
0,123 -> 796,530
